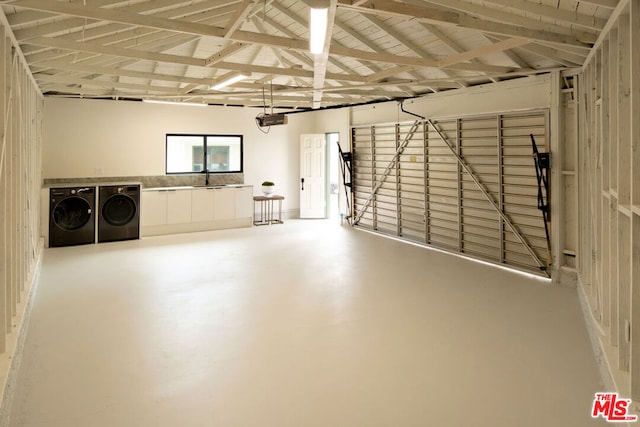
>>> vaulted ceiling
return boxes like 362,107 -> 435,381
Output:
0,0 -> 618,110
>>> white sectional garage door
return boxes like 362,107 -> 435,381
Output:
351,110 -> 550,276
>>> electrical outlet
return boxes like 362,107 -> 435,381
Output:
95,167 -> 104,175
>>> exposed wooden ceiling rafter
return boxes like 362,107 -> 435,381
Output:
336,0 -> 594,47
0,0 -> 616,109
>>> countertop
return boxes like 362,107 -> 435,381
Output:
142,184 -> 253,191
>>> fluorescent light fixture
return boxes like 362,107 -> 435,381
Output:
210,72 -> 250,90
143,99 -> 206,107
309,6 -> 328,54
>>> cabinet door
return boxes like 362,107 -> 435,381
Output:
235,186 -> 254,218
141,191 -> 167,226
166,190 -> 192,224
213,188 -> 235,220
191,188 -> 215,222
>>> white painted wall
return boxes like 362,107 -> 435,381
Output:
351,74 -> 552,126
311,107 -> 350,147
42,76 -> 551,217
43,98 -> 315,208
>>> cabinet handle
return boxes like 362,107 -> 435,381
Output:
301,178 -> 305,191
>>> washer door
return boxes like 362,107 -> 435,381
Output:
102,194 -> 136,226
53,197 -> 92,231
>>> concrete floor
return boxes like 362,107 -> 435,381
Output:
6,220 -> 606,426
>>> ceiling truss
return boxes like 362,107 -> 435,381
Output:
0,0 -> 617,109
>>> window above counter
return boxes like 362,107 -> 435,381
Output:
166,134 -> 243,175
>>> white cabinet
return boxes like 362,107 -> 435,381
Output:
166,190 -> 192,224
141,190 -> 167,226
213,187 -> 235,220
235,186 -> 254,218
141,185 -> 253,237
191,188 -> 215,222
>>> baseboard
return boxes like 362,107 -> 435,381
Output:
283,209 -> 300,220
0,238 -> 44,426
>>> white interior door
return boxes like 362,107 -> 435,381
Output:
300,134 -> 326,218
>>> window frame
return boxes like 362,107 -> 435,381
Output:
165,133 -> 244,175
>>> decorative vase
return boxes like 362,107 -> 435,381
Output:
262,185 -> 274,196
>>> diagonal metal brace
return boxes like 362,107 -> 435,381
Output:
353,120 -> 421,224
427,119 -> 548,272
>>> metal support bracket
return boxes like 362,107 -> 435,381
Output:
337,141 -> 353,224
530,134 -> 551,263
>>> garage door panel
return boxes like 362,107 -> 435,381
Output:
463,239 -> 501,255
398,163 -> 426,172
503,157 -> 537,167
402,230 -> 426,243
460,128 -> 498,138
399,175 -> 425,185
429,238 -> 459,252
400,189 -> 425,200
462,181 -> 501,193
502,166 -> 536,177
352,110 -> 549,276
375,197 -> 397,208
428,201 -> 458,215
460,146 -> 498,155
401,210 -> 425,223
401,215 -> 425,228
460,156 -> 499,166
353,174 -> 373,184
462,212 -> 499,227
502,175 -> 537,186
462,205 -> 498,220
430,226 -> 459,240
504,225 -> 546,241
461,175 -> 500,185
426,164 -> 458,174
460,196 -> 495,209
399,158 -> 425,168
427,145 -> 457,155
460,191 -> 499,203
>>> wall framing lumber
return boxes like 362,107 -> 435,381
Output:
575,0 -> 640,403
630,0 -> 640,402
0,13 -> 44,411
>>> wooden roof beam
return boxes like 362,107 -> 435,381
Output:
360,13 -> 454,80
9,0 -> 519,73
204,42 -> 250,66
12,1 -> 238,41
437,38 -> 531,68
223,0 -> 254,38
32,60 -> 220,87
22,36 -> 372,83
481,0 -> 607,31
336,0 -> 594,48
417,0 -> 599,39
